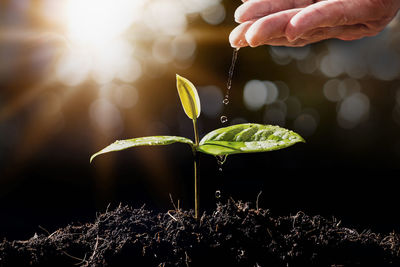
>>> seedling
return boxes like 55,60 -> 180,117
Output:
90,75 -> 305,220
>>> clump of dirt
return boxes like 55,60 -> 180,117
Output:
1,200 -> 399,266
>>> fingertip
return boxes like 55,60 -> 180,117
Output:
234,12 -> 240,23
285,21 -> 299,42
285,14 -> 304,42
229,31 -> 241,48
244,8 -> 303,47
234,0 -> 271,24
229,23 -> 251,48
286,1 -> 342,42
234,7 -> 243,23
244,23 -> 260,47
234,3 -> 249,23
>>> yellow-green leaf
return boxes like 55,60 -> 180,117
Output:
176,74 -> 201,120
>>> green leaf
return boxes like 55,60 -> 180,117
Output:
90,136 -> 193,163
176,74 -> 201,120
197,123 -> 305,156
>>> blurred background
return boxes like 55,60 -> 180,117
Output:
1,0 -> 400,240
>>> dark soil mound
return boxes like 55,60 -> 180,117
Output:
1,200 -> 399,267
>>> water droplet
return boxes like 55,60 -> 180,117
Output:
220,116 -> 228,124
216,155 -> 227,166
226,48 -> 239,91
215,190 -> 221,199
220,48 -> 239,126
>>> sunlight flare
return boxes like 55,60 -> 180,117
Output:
56,0 -> 144,85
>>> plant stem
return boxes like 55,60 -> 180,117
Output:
192,119 -> 200,220
193,119 -> 199,145
194,151 -> 200,220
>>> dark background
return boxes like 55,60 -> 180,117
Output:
1,0 -> 400,240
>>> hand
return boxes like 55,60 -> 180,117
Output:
229,0 -> 400,47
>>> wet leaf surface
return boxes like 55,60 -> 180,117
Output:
90,136 -> 193,162
198,123 -> 305,156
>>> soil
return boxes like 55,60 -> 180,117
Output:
1,200 -> 399,267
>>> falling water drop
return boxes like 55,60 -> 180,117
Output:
226,48 -> 239,92
214,49 -> 238,176
220,115 -> 228,124
215,190 -> 221,199
220,48 -> 239,125
216,155 -> 227,169
216,155 -> 227,163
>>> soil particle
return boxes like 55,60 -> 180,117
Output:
1,200 -> 399,266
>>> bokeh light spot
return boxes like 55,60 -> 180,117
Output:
152,37 -> 174,64
201,3 -> 226,25
243,80 -> 268,111
172,34 -> 196,61
89,98 -> 123,135
320,54 -> 344,77
264,81 -> 279,104
294,113 -> 317,137
337,92 -> 370,129
323,79 -> 342,102
112,84 -> 139,109
264,107 -> 285,126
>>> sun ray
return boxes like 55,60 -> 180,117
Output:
0,77 -> 56,122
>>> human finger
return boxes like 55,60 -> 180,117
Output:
260,36 -> 310,47
302,24 -> 380,41
285,0 -> 378,41
279,24 -> 378,47
235,0 -> 313,23
229,20 -> 254,48
244,8 -> 302,47
261,26 -> 360,47
266,23 -> 381,47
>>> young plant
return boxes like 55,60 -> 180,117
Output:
90,75 -> 305,220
